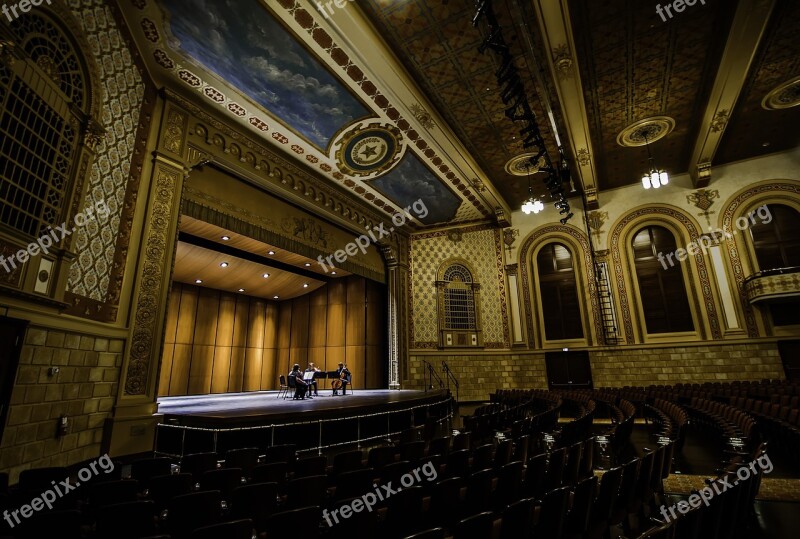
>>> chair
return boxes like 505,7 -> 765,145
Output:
333,468 -> 375,501
147,473 -> 193,511
332,450 -> 364,476
385,486 -> 426,537
285,474 -> 327,509
131,457 -> 173,489
428,477 -> 466,529
565,442 -> 584,485
265,506 -> 320,536
444,449 -> 471,479
18,509 -> 81,539
264,444 -> 297,466
493,439 -> 513,469
95,501 -> 156,539
252,462 -> 287,489
189,519 -> 254,539
471,444 -> 494,471
277,374 -> 289,399
368,445 -> 397,469
327,496 -> 379,539
500,497 -> 535,539
427,436 -> 451,458
564,475 -> 597,538
465,468 -> 494,514
399,441 -> 426,463
295,454 -> 328,478
87,479 -> 139,510
180,452 -> 218,484
524,453 -> 547,498
225,447 -> 260,478
453,511 -> 495,539
165,491 -> 222,539
535,485 -> 569,539
230,482 -> 278,532
402,529 -> 445,539
494,461 -> 523,509
544,447 -> 567,491
199,468 -> 243,500
588,466 -> 623,539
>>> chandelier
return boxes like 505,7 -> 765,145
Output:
641,131 -> 669,189
521,163 -> 544,214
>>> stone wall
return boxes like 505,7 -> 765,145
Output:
0,327 -> 123,484
408,340 -> 784,402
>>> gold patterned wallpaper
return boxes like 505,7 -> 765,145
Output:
410,226 -> 509,349
66,0 -> 146,307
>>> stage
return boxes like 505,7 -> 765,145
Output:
155,389 -> 453,457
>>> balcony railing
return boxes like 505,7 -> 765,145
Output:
743,266 -> 800,304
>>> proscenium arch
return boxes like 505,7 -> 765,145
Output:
607,204 -> 722,344
518,225 -> 602,349
718,180 -> 800,337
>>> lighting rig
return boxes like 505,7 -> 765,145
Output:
473,0 -> 574,224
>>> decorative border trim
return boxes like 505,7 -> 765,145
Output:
518,225 -> 603,346
608,206 -> 721,343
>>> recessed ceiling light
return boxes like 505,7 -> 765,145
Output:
221,236 -> 230,241
331,271 -> 337,275
263,273 -> 270,278
304,263 -> 311,267
195,279 -> 203,284
273,295 -> 279,299
762,141 -> 770,147
268,250 -> 275,255
220,262 -> 229,268
303,283 -> 309,288
238,288 -> 245,292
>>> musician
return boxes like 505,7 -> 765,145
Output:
304,362 -> 320,397
290,364 -> 308,400
332,362 -> 351,396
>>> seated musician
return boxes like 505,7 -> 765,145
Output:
304,362 -> 320,397
332,362 -> 351,396
290,364 -> 308,400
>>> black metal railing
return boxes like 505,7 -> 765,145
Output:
442,361 -> 460,402
422,359 -> 444,392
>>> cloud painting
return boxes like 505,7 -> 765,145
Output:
370,152 -> 461,225
162,0 -> 369,148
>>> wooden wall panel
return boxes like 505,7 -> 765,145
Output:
216,294 -> 236,347
194,289 -> 220,346
188,345 -> 214,394
229,348 -> 245,392
232,297 -> 250,348
175,286 -> 198,344
261,348 -> 277,390
160,277 -> 387,396
211,347 -> 231,393
243,348 -> 262,391
169,344 -> 192,395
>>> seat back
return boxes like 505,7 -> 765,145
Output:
166,491 -> 222,538
189,518 -> 254,539
453,511 -> 495,539
285,474 -> 327,509
180,452 -> 218,483
564,475 -> 597,534
536,485 -> 569,539
225,448 -> 260,477
332,449 -> 363,475
96,501 -> 156,539
147,473 -> 193,510
500,497 -> 535,539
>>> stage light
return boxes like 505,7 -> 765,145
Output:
220,262 -> 229,268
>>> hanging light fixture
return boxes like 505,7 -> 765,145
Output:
521,163 -> 544,214
640,131 -> 669,189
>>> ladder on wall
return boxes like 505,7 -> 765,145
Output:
595,262 -> 619,345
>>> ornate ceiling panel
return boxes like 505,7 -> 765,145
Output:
121,0 -> 494,226
360,0 -> 567,208
716,0 -> 800,164
569,0 -> 737,189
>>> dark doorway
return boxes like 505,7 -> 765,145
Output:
0,316 -> 28,442
545,351 -> 593,389
778,340 -> 800,381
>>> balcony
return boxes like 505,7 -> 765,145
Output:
743,267 -> 800,305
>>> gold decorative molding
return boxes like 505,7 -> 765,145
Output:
552,44 -> 573,79
710,110 -> 730,133
124,166 -> 183,395
616,116 -> 676,147
576,148 -> 590,167
409,103 -> 436,130
744,273 -> 800,304
162,108 -> 187,156
762,76 -> 800,110
503,228 -> 519,251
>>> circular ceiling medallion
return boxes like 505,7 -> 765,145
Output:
762,77 -> 800,110
505,153 -> 545,176
333,123 -> 403,178
616,116 -> 676,147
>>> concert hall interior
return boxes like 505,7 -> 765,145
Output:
0,0 -> 799,538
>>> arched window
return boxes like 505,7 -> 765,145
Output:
632,226 -> 694,334
437,262 -> 482,347
748,204 -> 800,326
749,204 -> 800,270
536,243 -> 583,340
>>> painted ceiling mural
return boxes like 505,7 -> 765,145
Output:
161,0 -> 369,149
125,0 -> 491,226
